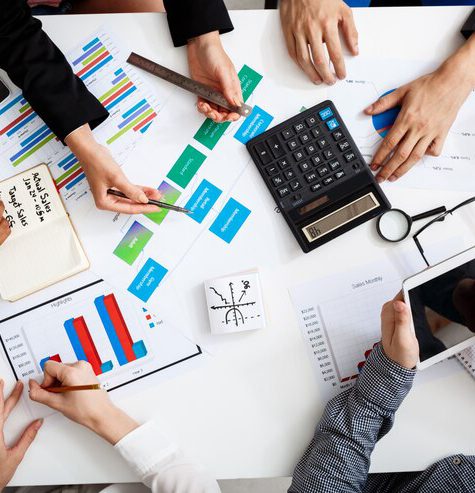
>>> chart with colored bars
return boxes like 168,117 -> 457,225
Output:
0,279 -> 201,398
329,57 -> 475,193
289,254 -> 424,401
0,30 -> 159,203
75,61 -> 275,308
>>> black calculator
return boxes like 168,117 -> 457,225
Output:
246,101 -> 391,253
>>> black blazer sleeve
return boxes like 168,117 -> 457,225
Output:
0,0 -> 109,142
461,8 -> 475,39
163,0 -> 234,47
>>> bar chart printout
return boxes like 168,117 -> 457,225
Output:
0,30 -> 159,205
0,279 -> 201,401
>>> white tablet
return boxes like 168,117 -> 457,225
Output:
403,246 -> 475,370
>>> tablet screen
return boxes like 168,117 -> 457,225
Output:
408,259 -> 475,362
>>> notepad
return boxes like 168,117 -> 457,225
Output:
0,164 -> 89,301
204,270 -> 266,334
456,346 -> 475,380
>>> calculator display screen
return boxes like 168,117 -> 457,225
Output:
302,193 -> 379,242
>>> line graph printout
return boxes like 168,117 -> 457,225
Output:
289,251 -> 429,401
328,58 -> 475,193
0,30 -> 160,204
0,272 -> 201,418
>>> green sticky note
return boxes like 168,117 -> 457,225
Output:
239,64 -> 263,102
145,181 -> 181,225
193,64 -> 263,151
167,145 -> 206,188
113,221 -> 153,265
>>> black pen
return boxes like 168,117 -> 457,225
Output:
107,188 -> 192,214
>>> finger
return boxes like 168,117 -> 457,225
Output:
10,419 -> 43,462
4,382 -> 23,421
392,300 -> 412,338
371,119 -> 407,172
376,130 -> 420,183
282,25 -> 298,62
426,133 -> 446,157
380,300 -> 396,344
141,186 -> 162,201
393,290 -> 404,302
0,201 -> 5,215
105,198 -> 160,215
341,9 -> 359,55
308,33 -> 333,84
0,379 -> 5,418
197,100 -> 212,115
323,25 -> 346,80
28,380 -> 62,410
218,66 -> 243,108
391,136 -> 432,180
364,88 -> 403,116
295,33 -> 322,84
114,180 -> 148,204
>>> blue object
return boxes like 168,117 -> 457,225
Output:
209,198 -> 251,243
128,258 -> 168,302
95,295 -> 128,366
105,86 -> 137,110
132,341 -> 148,359
80,55 -> 114,81
318,107 -> 333,121
184,179 -> 223,223
64,318 -> 87,362
101,361 -> 114,373
234,105 -> 273,144
326,118 -> 340,131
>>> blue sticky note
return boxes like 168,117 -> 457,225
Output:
234,105 -> 273,144
128,258 -> 168,302
209,198 -> 251,243
326,118 -> 339,131
319,107 -> 333,120
184,179 -> 222,223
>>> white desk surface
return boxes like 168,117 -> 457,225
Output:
4,6 -> 475,486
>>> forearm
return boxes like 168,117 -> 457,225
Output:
289,344 -> 415,493
440,34 -> 475,90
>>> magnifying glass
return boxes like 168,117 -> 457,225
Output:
376,206 -> 447,242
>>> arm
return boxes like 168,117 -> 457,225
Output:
289,298 -> 419,493
365,10 -> 475,182
29,361 -> 220,493
163,0 -> 242,123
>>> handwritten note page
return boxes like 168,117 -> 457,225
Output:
0,165 -> 88,301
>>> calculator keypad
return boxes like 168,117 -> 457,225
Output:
249,102 -> 365,212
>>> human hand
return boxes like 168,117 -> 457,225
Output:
187,31 -> 242,123
280,0 -> 358,84
381,293 -> 419,369
366,42 -> 475,183
65,125 -> 161,214
29,361 -> 138,445
0,380 -> 43,490
0,201 -> 11,246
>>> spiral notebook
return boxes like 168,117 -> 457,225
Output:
456,346 -> 475,380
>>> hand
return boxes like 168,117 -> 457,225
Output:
187,31 -> 242,123
0,201 -> 11,246
280,0 -> 358,84
366,38 -> 475,182
65,125 -> 161,214
29,361 -> 138,445
381,293 -> 419,369
0,380 -> 43,490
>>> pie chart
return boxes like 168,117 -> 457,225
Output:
372,89 -> 401,138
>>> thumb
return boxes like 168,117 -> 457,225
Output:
219,69 -> 243,108
28,380 -> 61,410
380,300 -> 396,344
10,419 -> 42,462
365,88 -> 402,115
116,179 -> 148,204
392,300 -> 411,336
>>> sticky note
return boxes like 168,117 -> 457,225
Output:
184,179 -> 222,223
209,198 -> 251,243
234,105 -> 273,144
113,221 -> 153,265
167,145 -> 206,188
128,258 -> 168,302
145,181 -> 181,225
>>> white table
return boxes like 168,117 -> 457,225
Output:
5,6 -> 475,486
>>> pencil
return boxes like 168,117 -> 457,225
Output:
107,188 -> 191,214
44,384 -> 102,393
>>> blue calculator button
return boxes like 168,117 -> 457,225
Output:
318,107 -> 333,120
326,118 -> 339,131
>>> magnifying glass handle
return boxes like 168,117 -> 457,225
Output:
411,206 -> 447,222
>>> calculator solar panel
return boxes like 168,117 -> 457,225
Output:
246,101 -> 390,252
